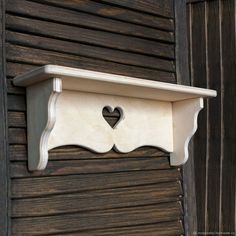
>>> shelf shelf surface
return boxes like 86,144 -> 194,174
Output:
14,65 -> 216,101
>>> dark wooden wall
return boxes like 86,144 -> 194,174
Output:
0,0 -> 9,235
188,0 -> 236,234
3,0 -> 187,235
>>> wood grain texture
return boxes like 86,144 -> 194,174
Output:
40,0 -> 174,30
7,94 -> 25,111
43,220 -> 184,236
188,0 -> 236,233
187,0 -> 205,2
6,44 -> 175,82
6,62 -> 36,78
8,111 -> 26,127
6,0 -> 174,43
190,2 -> 208,232
6,14 -> 174,59
175,0 -> 190,85
11,169 -> 181,198
221,0 -> 236,232
175,1 -> 198,234
206,0 -> 221,233
6,31 -> 175,72
8,128 -> 26,144
0,0 -> 9,235
100,0 -> 174,18
12,181 -> 182,217
12,202 -> 183,235
10,157 -> 172,178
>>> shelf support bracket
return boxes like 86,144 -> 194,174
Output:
27,78 -> 62,170
171,97 -> 203,165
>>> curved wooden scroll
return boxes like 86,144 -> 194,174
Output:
27,78 -> 62,170
170,98 -> 203,165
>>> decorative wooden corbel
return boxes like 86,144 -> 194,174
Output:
13,65 -> 216,171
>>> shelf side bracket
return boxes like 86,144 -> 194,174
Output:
27,78 -> 62,170
170,97 -> 204,165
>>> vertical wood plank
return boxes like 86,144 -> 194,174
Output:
189,0 -> 236,233
0,0 -> 8,235
205,0 -> 221,233
175,1 -> 198,235
190,1 -> 208,232
175,0 -> 190,85
221,0 -> 236,233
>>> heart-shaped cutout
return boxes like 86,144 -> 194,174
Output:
102,106 -> 124,128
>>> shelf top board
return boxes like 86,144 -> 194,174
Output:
13,65 -> 217,102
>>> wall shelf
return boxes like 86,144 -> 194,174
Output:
13,65 -> 216,171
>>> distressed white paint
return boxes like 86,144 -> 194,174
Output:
13,65 -> 216,171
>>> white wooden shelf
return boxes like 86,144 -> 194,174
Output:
13,65 -> 216,171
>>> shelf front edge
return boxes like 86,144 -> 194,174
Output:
13,65 -> 217,102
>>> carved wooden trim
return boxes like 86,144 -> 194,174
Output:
13,65 -> 216,170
